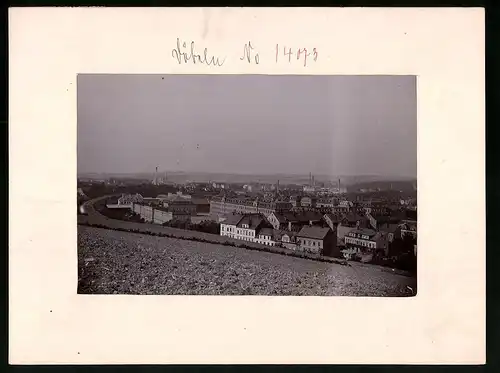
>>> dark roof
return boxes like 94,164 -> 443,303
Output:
191,198 -> 209,205
324,213 -> 342,223
156,206 -> 172,213
280,211 -> 323,223
337,225 -> 354,239
275,229 -> 295,238
272,229 -> 283,240
237,214 -> 265,229
349,228 -> 377,237
343,212 -> 364,222
258,228 -> 274,237
169,198 -> 194,205
172,212 -> 197,217
379,224 -> 399,233
222,213 -> 244,225
372,214 -> 392,223
272,213 -> 287,224
389,210 -> 407,222
296,226 -> 331,240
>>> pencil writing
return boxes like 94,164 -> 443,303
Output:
172,38 -> 226,67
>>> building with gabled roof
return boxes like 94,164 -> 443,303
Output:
341,212 -> 366,227
267,210 -> 324,232
342,227 -> 391,260
295,226 -> 338,257
255,227 -> 276,246
219,213 -> 275,245
272,230 -> 299,251
323,213 -> 342,231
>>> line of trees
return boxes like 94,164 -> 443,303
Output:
163,219 -> 220,235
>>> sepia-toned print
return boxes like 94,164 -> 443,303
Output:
77,74 -> 417,296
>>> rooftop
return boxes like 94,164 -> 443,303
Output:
337,225 -> 354,239
258,228 -> 274,237
324,213 -> 342,223
169,199 -> 195,205
343,212 -> 365,222
238,214 -> 266,230
379,224 -> 400,233
349,228 -> 377,237
278,230 -> 296,239
191,198 -> 209,205
222,213 -> 244,226
275,210 -> 324,223
296,226 -> 331,240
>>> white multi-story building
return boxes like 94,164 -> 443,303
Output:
295,226 -> 338,256
254,228 -> 276,246
342,228 -> 389,260
339,200 -> 353,208
344,228 -> 378,250
220,213 -> 276,245
316,198 -> 335,208
210,196 -> 291,219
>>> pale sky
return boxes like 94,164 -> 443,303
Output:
77,74 -> 416,177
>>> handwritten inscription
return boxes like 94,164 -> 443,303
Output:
240,41 -> 260,64
171,39 -> 318,67
275,44 -> 318,67
172,38 -> 226,66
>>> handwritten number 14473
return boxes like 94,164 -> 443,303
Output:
276,44 -> 318,67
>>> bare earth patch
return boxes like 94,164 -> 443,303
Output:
78,225 -> 416,296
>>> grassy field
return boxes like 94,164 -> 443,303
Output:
78,225 -> 416,296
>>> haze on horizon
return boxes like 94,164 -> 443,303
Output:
77,75 -> 417,178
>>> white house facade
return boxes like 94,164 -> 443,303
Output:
219,213 -> 275,245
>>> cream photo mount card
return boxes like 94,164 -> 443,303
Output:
9,7 -> 485,364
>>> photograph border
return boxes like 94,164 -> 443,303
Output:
8,7 -> 485,364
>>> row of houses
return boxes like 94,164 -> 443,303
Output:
210,193 -> 408,221
209,196 -> 292,217
220,209 -> 417,261
220,213 -> 339,257
119,193 -> 416,261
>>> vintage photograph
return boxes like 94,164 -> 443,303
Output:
77,74 -> 417,296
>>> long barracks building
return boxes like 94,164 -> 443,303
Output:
210,196 -> 292,218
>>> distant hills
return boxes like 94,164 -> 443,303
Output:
78,171 -> 416,187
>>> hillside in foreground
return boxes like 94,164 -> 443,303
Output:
78,226 -> 416,296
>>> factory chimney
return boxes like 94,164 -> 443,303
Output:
153,166 -> 158,185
